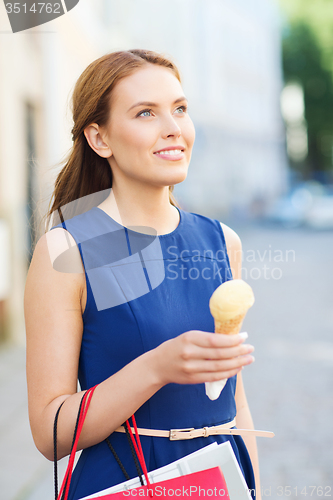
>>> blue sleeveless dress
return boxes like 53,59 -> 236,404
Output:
51,206 -> 255,500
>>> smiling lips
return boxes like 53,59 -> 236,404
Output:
153,146 -> 185,160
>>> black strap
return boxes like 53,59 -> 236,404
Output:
104,423 -> 144,486
124,422 -> 144,486
105,437 -> 130,481
54,401 -> 65,500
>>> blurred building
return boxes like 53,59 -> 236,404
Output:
100,0 -> 288,216
0,0 -> 287,343
0,17 -> 45,343
0,2 -> 112,343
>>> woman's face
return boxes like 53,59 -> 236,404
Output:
101,64 -> 195,189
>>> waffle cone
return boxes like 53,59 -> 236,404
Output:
214,312 -> 246,335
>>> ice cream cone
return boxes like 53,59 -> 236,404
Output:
214,313 -> 246,335
205,279 -> 255,400
209,279 -> 254,335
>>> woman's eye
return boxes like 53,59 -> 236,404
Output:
175,105 -> 187,114
138,109 -> 152,117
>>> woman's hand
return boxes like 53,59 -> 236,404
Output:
152,330 -> 254,386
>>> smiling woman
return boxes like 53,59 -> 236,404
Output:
24,50 -> 260,500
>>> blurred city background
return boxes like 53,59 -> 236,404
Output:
0,0 -> 332,498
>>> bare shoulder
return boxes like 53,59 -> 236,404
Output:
219,223 -> 242,279
220,222 -> 242,251
24,228 -> 85,316
29,227 -> 84,275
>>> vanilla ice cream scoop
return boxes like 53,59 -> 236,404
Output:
209,279 -> 255,335
205,279 -> 255,400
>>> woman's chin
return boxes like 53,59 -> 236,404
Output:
172,173 -> 187,185
166,167 -> 188,185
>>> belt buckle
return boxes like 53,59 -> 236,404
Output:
169,427 -> 195,441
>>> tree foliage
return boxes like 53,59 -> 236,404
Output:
279,0 -> 333,176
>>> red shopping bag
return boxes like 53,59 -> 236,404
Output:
95,467 -> 229,499
54,386 -> 230,500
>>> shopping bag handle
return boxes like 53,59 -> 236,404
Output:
54,385 -> 98,500
125,416 -> 152,492
54,386 -> 153,500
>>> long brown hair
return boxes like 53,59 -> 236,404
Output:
45,49 -> 182,231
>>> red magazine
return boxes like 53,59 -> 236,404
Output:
94,466 -> 229,499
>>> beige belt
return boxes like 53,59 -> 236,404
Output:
114,419 -> 274,440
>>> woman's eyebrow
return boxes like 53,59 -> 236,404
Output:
127,96 -> 188,112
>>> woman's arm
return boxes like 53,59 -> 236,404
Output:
25,227 -> 254,461
221,222 -> 261,500
235,372 -> 261,498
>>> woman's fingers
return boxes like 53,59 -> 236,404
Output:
197,367 -> 243,383
184,343 -> 254,361
180,354 -> 254,384
180,330 -> 254,360
184,330 -> 248,349
182,353 -> 254,375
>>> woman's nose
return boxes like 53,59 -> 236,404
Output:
161,115 -> 182,138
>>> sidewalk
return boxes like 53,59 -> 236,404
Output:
0,344 -> 67,500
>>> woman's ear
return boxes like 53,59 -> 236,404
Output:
84,124 -> 112,158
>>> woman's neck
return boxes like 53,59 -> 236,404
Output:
98,184 -> 180,236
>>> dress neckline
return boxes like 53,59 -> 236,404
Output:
92,205 -> 183,238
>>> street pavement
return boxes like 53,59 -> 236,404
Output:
0,223 -> 332,500
237,222 -> 333,499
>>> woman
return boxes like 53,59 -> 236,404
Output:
24,49 -> 260,500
